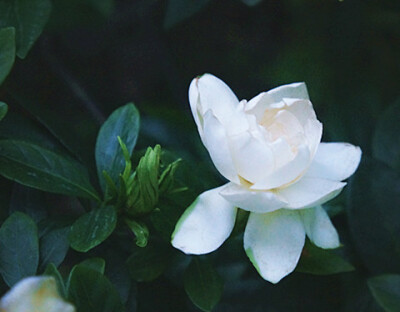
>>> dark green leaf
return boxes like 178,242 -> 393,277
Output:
184,257 -> 224,312
0,102 -> 8,121
347,158 -> 400,274
10,184 -> 47,223
164,0 -> 212,29
39,226 -> 70,272
0,212 -> 39,286
67,265 -> 124,312
44,263 -> 67,298
0,140 -> 99,200
0,27 -> 15,85
373,100 -> 400,172
87,0 -> 114,16
125,219 -> 149,247
296,241 -> 354,275
126,243 -> 172,282
69,205 -> 117,252
95,103 -> 140,191
368,274 -> 400,312
78,258 -> 106,275
0,0 -> 52,58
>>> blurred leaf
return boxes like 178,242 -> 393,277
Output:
0,140 -> 100,200
0,212 -> 39,286
368,274 -> 400,312
0,102 -> 7,121
10,184 -> 47,223
241,0 -> 263,6
127,243 -> 172,282
44,263 -> 67,298
0,27 -> 15,85
69,205 -> 117,252
78,258 -> 106,275
184,257 -> 224,312
0,0 -> 52,58
67,265 -> 124,312
296,241 -> 354,275
87,0 -> 114,16
39,226 -> 70,272
347,158 -> 400,274
164,0 -> 212,29
95,103 -> 140,192
373,99 -> 400,172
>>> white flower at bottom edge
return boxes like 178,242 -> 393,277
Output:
171,74 -> 362,283
0,276 -> 75,312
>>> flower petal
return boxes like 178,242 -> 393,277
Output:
189,74 -> 240,129
244,209 -> 305,283
219,182 -> 287,213
202,111 -> 240,183
171,186 -> 237,255
0,276 -> 75,312
299,206 -> 340,249
305,142 -> 362,181
277,177 -> 346,209
228,130 -> 275,184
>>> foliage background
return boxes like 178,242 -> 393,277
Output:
0,0 -> 399,311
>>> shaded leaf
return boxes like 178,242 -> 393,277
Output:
10,184 -> 47,223
0,0 -> 52,58
0,28 -> 15,85
0,140 -> 99,200
44,263 -> 67,298
368,274 -> 400,312
0,212 -> 39,286
69,205 -> 117,252
78,258 -> 106,275
95,103 -> 140,191
184,257 -> 224,312
39,227 -> 70,272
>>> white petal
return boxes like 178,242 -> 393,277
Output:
228,130 -> 275,184
305,142 -> 362,181
0,276 -> 75,312
171,186 -> 237,255
251,145 -> 311,190
299,206 -> 340,249
244,209 -> 305,283
277,177 -> 346,209
267,82 -> 309,102
189,74 -> 240,129
202,111 -> 240,183
219,182 -> 287,213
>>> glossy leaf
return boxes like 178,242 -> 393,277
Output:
0,0 -> 52,58
95,103 -> 140,191
67,265 -> 124,312
368,274 -> 400,312
0,140 -> 99,200
69,205 -> 117,252
347,158 -> 400,274
296,241 -> 354,275
0,28 -> 15,85
0,212 -> 39,286
373,100 -> 400,172
184,257 -> 224,312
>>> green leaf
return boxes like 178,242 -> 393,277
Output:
164,0 -> 211,29
347,158 -> 400,274
67,265 -> 124,312
0,102 -> 7,121
184,257 -> 224,312
44,263 -> 67,298
0,0 -> 52,58
126,243 -> 172,282
39,226 -> 70,272
0,139 -> 100,200
296,241 -> 354,275
125,219 -> 149,247
0,212 -> 39,286
368,274 -> 400,312
0,28 -> 15,85
373,100 -> 400,172
95,103 -> 140,191
69,205 -> 117,252
78,258 -> 106,275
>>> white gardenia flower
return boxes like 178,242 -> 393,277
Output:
171,74 -> 362,283
0,276 -> 75,312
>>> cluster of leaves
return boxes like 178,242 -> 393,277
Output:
0,0 -> 399,311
